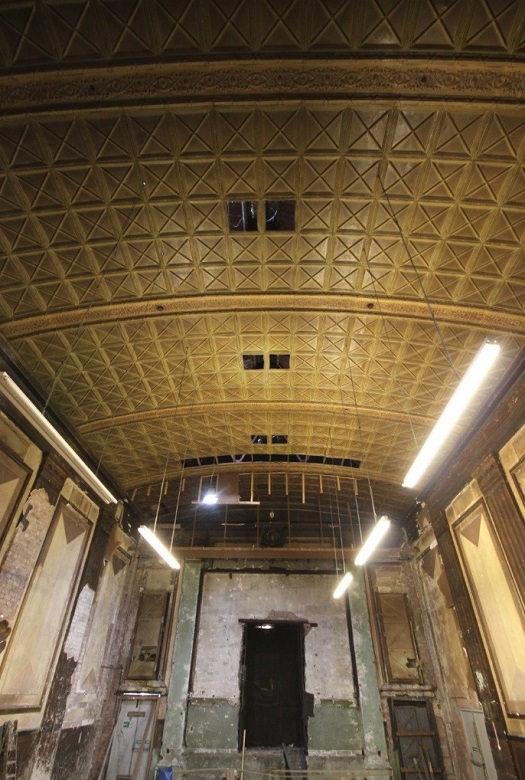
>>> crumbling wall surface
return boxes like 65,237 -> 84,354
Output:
0,429 -> 136,780
192,570 -> 354,702
0,453 -> 69,738
170,564 -> 388,776
414,519 -> 481,780
29,514 -> 136,780
0,485 -> 54,631
190,569 -> 356,754
371,554 -> 477,780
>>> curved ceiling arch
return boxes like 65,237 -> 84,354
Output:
2,295 -> 524,340
0,0 -> 524,532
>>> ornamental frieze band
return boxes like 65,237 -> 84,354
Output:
0,59 -> 524,114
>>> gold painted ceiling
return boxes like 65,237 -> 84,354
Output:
0,0 -> 524,534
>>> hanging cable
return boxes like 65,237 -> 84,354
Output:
168,446 -> 187,556
353,478 -> 364,546
335,479 -> 346,574
347,363 -> 378,524
378,162 -> 459,378
42,275 -> 104,416
328,487 -> 339,577
153,448 -> 171,535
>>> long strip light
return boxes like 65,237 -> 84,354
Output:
403,342 -> 500,489
333,572 -> 353,599
138,525 -> 180,569
355,516 -> 391,566
0,372 -> 117,504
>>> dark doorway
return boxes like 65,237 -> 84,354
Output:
390,699 -> 443,777
239,622 -> 306,749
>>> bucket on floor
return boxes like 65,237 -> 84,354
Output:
157,767 -> 173,780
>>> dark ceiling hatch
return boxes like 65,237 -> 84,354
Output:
239,621 -> 308,750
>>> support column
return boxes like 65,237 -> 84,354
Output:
473,454 -> 525,599
162,560 -> 202,763
348,568 -> 389,769
430,509 -> 518,778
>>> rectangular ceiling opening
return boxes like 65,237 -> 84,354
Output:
243,354 -> 264,370
228,201 -> 257,231
251,434 -> 268,444
239,622 -> 306,749
272,434 -> 288,444
269,354 -> 290,369
265,200 -> 295,231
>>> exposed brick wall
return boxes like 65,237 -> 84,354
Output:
0,415 -> 138,780
29,504 -> 137,780
0,488 -> 54,624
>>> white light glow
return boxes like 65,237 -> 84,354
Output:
403,342 -> 500,489
333,572 -> 353,599
202,491 -> 218,505
138,525 -> 180,569
355,516 -> 391,566
257,624 -> 274,630
0,372 -> 117,504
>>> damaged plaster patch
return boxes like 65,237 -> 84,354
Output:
193,572 -> 354,701
475,671 -> 486,692
64,585 -> 95,661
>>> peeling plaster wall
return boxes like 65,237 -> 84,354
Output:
371,556 -> 472,779
192,571 -> 354,702
162,563 -> 388,776
0,486 -> 53,630
415,521 -> 481,780
0,413 -> 138,780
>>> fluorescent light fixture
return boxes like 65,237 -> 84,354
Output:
403,342 -> 500,489
333,572 -> 353,599
202,490 -> 218,505
138,525 -> 180,569
355,516 -> 391,566
0,372 -> 117,504
257,624 -> 274,630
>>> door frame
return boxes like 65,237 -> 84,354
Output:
238,619 -> 308,751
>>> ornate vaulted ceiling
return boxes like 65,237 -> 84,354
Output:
0,0 -> 524,536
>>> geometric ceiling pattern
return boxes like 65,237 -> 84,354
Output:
1,0 -> 525,66
0,1 -> 524,529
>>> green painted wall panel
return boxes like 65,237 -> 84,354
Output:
308,701 -> 361,751
185,699 -> 239,749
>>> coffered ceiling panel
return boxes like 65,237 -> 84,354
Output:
0,1 -> 524,533
1,0 -> 525,69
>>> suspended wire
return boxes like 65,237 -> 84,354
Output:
378,162 -> 459,378
153,351 -> 190,538
153,448 -> 171,535
169,447 -> 187,556
326,408 -> 344,575
334,479 -> 346,574
328,488 -> 339,576
360,241 -> 422,449
353,480 -> 364,546
42,274 -> 104,416
346,364 -> 378,524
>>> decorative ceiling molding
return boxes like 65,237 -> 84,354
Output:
77,399 -> 433,435
1,59 -> 525,116
2,294 -> 522,340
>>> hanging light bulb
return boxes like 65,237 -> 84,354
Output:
138,525 -> 180,569
355,516 -> 391,566
333,572 -> 354,599
403,342 -> 500,489
202,490 -> 218,505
